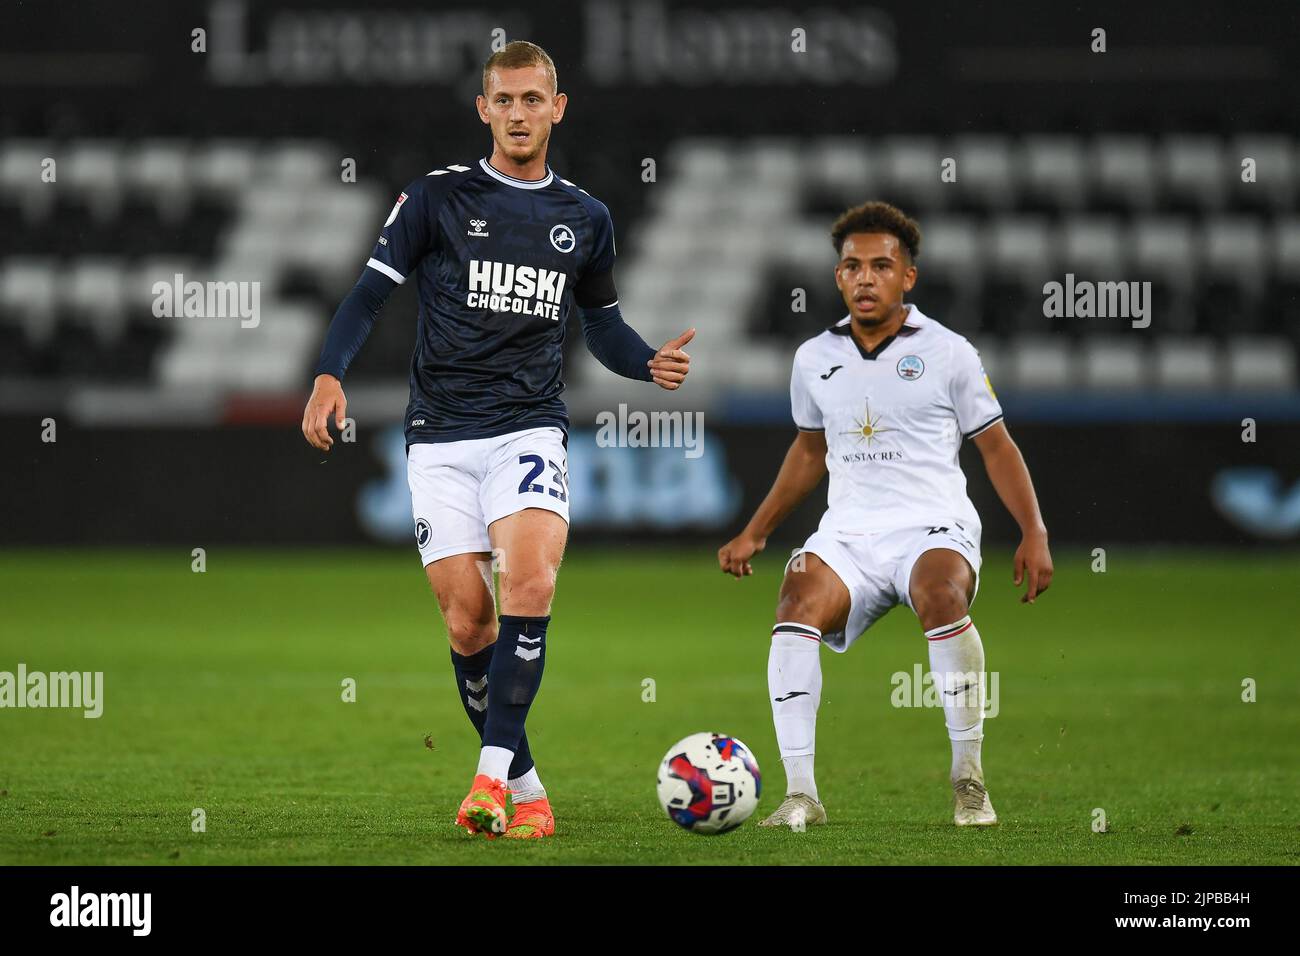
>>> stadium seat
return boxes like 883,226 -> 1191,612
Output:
0,258 -> 59,345
1060,216 -> 1124,278
1008,336 -> 1074,388
992,216 -> 1056,281
1272,217 -> 1300,278
1133,218 -> 1197,291
951,136 -> 1017,211
124,139 -> 192,221
66,258 -> 129,345
259,140 -> 336,184
809,137 -> 876,194
1204,217 -> 1267,290
1081,338 -> 1146,390
1092,136 -> 1158,213
1162,135 -> 1228,213
0,139 -> 56,221
922,217 -> 980,285
1021,136 -> 1088,211
1154,338 -> 1218,389
1226,337 -> 1296,389
64,140 -> 125,221
880,137 -> 945,208
191,140 -> 257,196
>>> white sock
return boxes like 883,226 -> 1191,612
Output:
476,745 -> 514,782
782,755 -> 818,801
507,766 -> 546,804
951,739 -> 982,785
924,615 -> 985,784
769,623 -> 823,801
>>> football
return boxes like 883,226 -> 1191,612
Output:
656,732 -> 762,834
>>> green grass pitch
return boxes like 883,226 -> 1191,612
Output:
0,547 -> 1296,865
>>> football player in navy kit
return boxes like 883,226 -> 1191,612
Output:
301,41 -> 694,839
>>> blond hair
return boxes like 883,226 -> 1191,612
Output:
482,40 -> 557,94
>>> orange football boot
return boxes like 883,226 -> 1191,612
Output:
504,796 -> 555,839
455,774 -> 509,837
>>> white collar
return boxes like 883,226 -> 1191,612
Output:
480,156 -> 553,190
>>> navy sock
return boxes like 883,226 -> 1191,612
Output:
481,614 -> 548,756
450,643 -> 534,778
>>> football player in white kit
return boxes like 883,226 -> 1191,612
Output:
718,201 -> 1053,828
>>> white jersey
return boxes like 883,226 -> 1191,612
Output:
790,304 -> 1003,535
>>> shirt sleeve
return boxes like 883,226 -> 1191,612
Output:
579,303 -> 655,381
313,267 -> 397,381
365,178 -> 435,284
950,339 -> 1004,440
790,351 -> 823,431
573,202 -> 618,309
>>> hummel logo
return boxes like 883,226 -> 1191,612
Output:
774,691 -> 810,702
465,675 -> 488,710
820,365 -> 843,380
468,218 -> 489,237
944,683 -> 973,697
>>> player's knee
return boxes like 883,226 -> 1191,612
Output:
442,610 -> 496,655
500,568 -> 556,616
911,579 -> 969,631
774,589 -> 822,630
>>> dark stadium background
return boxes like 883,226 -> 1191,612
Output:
3,0 -> 1298,549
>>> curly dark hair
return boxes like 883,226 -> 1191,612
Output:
830,201 -> 921,261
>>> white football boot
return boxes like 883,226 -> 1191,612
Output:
758,793 -> 827,831
953,777 -> 997,826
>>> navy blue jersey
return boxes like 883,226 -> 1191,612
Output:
367,158 -> 622,445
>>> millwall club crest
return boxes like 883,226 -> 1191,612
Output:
896,354 -> 925,381
550,224 -> 576,253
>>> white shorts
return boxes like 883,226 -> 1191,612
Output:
407,426 -> 569,566
786,522 -> 982,653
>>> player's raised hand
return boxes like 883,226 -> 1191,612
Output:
302,373 -> 348,452
648,328 -> 695,390
718,531 -> 765,579
1012,531 -> 1054,604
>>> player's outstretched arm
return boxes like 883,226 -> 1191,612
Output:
300,268 -> 396,452
972,421 -> 1053,603
718,430 -> 828,578
578,298 -> 694,390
